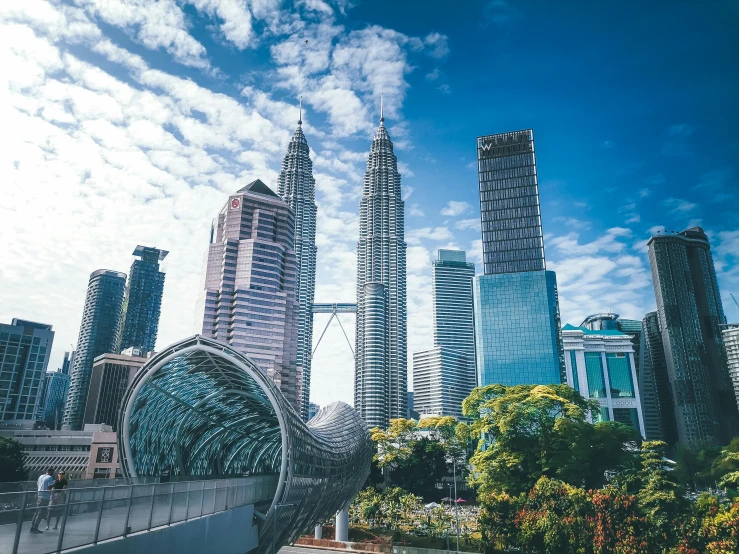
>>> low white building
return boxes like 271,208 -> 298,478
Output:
562,324 -> 646,437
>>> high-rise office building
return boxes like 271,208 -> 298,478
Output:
562,324 -> 645,436
473,129 -> 564,387
355,109 -> 408,430
64,270 -> 127,430
433,250 -> 476,355
0,319 -> 54,423
117,246 -> 168,354
413,347 -> 471,417
198,179 -> 300,410
413,250 -> 476,418
640,312 -> 670,442
648,226 -> 738,445
84,349 -> 148,431
580,313 -> 643,399
724,324 -> 739,410
41,351 -> 73,429
278,107 -> 317,421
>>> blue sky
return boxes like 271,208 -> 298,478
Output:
1,0 -> 738,408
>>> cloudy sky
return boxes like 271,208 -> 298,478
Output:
1,0 -> 738,409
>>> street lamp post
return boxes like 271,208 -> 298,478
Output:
272,503 -> 296,554
453,457 -> 460,553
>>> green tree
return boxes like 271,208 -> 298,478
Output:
463,384 -> 638,495
389,437 -> 448,499
636,441 -> 685,551
0,436 -> 27,482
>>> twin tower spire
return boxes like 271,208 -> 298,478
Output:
279,94 -> 406,426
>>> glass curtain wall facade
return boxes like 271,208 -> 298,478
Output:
473,129 -> 564,387
0,319 -> 54,423
198,179 -> 301,412
648,226 -> 738,445
116,246 -> 168,354
64,270 -> 127,430
118,335 -> 372,554
278,115 -> 318,422
474,271 -> 564,386
563,324 -> 645,436
355,115 -> 408,430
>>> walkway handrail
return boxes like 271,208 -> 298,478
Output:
0,474 -> 278,554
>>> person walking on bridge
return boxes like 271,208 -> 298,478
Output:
30,468 -> 54,534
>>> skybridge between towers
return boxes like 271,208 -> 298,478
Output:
0,336 -> 371,554
311,303 -> 357,358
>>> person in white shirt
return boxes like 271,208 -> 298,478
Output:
30,468 -> 55,534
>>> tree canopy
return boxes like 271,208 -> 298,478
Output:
0,436 -> 27,482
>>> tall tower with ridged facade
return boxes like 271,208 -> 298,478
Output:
355,99 -> 408,430
278,99 -> 317,421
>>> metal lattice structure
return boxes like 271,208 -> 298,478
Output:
118,335 -> 372,554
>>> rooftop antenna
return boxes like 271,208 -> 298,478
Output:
380,92 -> 384,124
298,95 -> 302,126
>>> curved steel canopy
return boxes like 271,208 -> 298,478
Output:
118,335 -> 372,553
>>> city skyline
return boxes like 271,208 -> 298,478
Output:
2,0 -> 738,410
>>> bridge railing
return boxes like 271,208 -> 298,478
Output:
0,474 -> 278,554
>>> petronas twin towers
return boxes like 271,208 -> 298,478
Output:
280,101 -> 407,428
202,99 -> 406,426
278,108 -> 318,421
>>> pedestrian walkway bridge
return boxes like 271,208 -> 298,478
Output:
0,335 -> 372,554
0,475 -> 276,554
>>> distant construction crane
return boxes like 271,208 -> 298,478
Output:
732,293 -> 739,310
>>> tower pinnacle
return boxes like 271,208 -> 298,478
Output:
380,93 -> 384,125
298,95 -> 303,126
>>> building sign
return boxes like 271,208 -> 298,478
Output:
96,447 -> 113,463
477,130 -> 533,160
231,198 -> 240,209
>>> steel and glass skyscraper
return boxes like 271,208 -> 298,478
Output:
278,106 -> 317,421
64,270 -> 127,430
0,319 -> 54,423
648,226 -> 738,445
198,179 -> 301,411
473,129 -> 564,387
355,109 -> 407,430
117,246 -> 168,354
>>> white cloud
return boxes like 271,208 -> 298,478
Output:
663,197 -> 698,215
440,200 -> 470,216
455,218 -> 480,231
406,227 -> 454,245
423,32 -> 449,58
553,216 -> 591,230
408,204 -> 425,217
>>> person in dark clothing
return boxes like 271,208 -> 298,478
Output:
45,471 -> 68,530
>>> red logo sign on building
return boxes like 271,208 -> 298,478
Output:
231,198 -> 240,209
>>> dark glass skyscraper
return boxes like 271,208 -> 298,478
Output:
473,129 -> 564,387
117,246 -> 168,354
641,312 -> 672,442
648,226 -> 738,445
477,129 -> 545,274
278,108 -> 317,421
63,270 -> 126,430
355,111 -> 408,430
